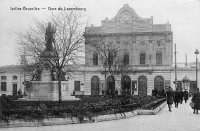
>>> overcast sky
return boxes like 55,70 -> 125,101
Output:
0,0 -> 200,66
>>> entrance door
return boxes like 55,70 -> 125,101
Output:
13,84 -> 17,96
121,75 -> 131,94
91,76 -> 100,95
154,76 -> 164,92
106,76 -> 115,95
138,76 -> 147,96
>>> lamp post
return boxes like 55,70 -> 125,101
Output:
194,49 -> 199,89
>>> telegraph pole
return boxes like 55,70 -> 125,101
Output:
194,49 -> 199,89
174,44 -> 177,89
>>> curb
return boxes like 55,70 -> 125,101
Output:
137,101 -> 167,115
92,101 -> 167,122
0,101 -> 167,128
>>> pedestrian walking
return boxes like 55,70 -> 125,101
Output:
174,89 -> 180,108
183,90 -> 189,103
179,90 -> 184,104
191,88 -> 200,114
165,86 -> 174,112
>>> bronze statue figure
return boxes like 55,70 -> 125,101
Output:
45,22 -> 56,51
32,65 -> 42,81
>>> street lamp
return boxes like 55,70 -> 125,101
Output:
194,49 -> 199,89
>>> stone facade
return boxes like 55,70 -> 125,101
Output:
83,4 -> 173,95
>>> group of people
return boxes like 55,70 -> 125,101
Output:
165,86 -> 200,114
173,88 -> 189,108
164,86 -> 191,112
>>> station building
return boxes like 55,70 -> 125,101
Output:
83,4 -> 173,95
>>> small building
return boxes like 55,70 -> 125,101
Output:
0,65 -> 25,96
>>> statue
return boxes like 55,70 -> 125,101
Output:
32,65 -> 42,81
45,22 -> 56,51
51,69 -> 66,81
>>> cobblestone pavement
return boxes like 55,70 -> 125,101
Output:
1,99 -> 200,131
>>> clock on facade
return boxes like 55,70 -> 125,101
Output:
120,11 -> 132,23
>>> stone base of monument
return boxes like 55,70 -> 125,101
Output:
26,81 -> 79,101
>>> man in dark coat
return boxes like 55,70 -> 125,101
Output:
183,90 -> 189,103
165,86 -> 174,112
179,90 -> 184,104
192,88 -> 200,114
174,89 -> 180,108
191,88 -> 200,114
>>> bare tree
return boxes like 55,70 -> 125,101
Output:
87,36 -> 128,95
17,11 -> 86,103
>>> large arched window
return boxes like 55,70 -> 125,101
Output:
106,75 -> 115,95
138,76 -> 147,96
124,54 -> 129,65
154,76 -> 164,92
140,52 -> 145,65
121,75 -> 131,95
156,52 -> 162,65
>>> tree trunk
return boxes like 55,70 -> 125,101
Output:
58,69 -> 62,104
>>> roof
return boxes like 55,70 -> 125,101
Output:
0,65 -> 23,74
182,75 -> 190,82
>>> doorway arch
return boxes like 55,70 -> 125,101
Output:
91,76 -> 100,95
154,75 -> 164,92
106,75 -> 115,95
138,76 -> 147,96
121,75 -> 131,94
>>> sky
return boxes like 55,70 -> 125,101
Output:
0,0 -> 200,66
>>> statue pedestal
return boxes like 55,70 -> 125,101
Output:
27,69 -> 78,101
27,81 -> 78,101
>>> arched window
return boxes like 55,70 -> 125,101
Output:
138,76 -> 147,96
156,52 -> 162,65
154,76 -> 164,92
121,75 -> 131,94
106,75 -> 115,95
1,76 -> 6,80
140,53 -> 145,65
91,76 -> 100,95
13,75 -> 17,80
124,54 -> 129,65
93,53 -> 98,65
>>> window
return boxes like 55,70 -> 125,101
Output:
124,54 -> 129,65
156,52 -> 162,65
108,52 -> 113,65
1,82 -> 7,91
13,75 -> 17,80
1,76 -> 6,80
74,81 -> 80,91
140,53 -> 146,65
93,53 -> 98,65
